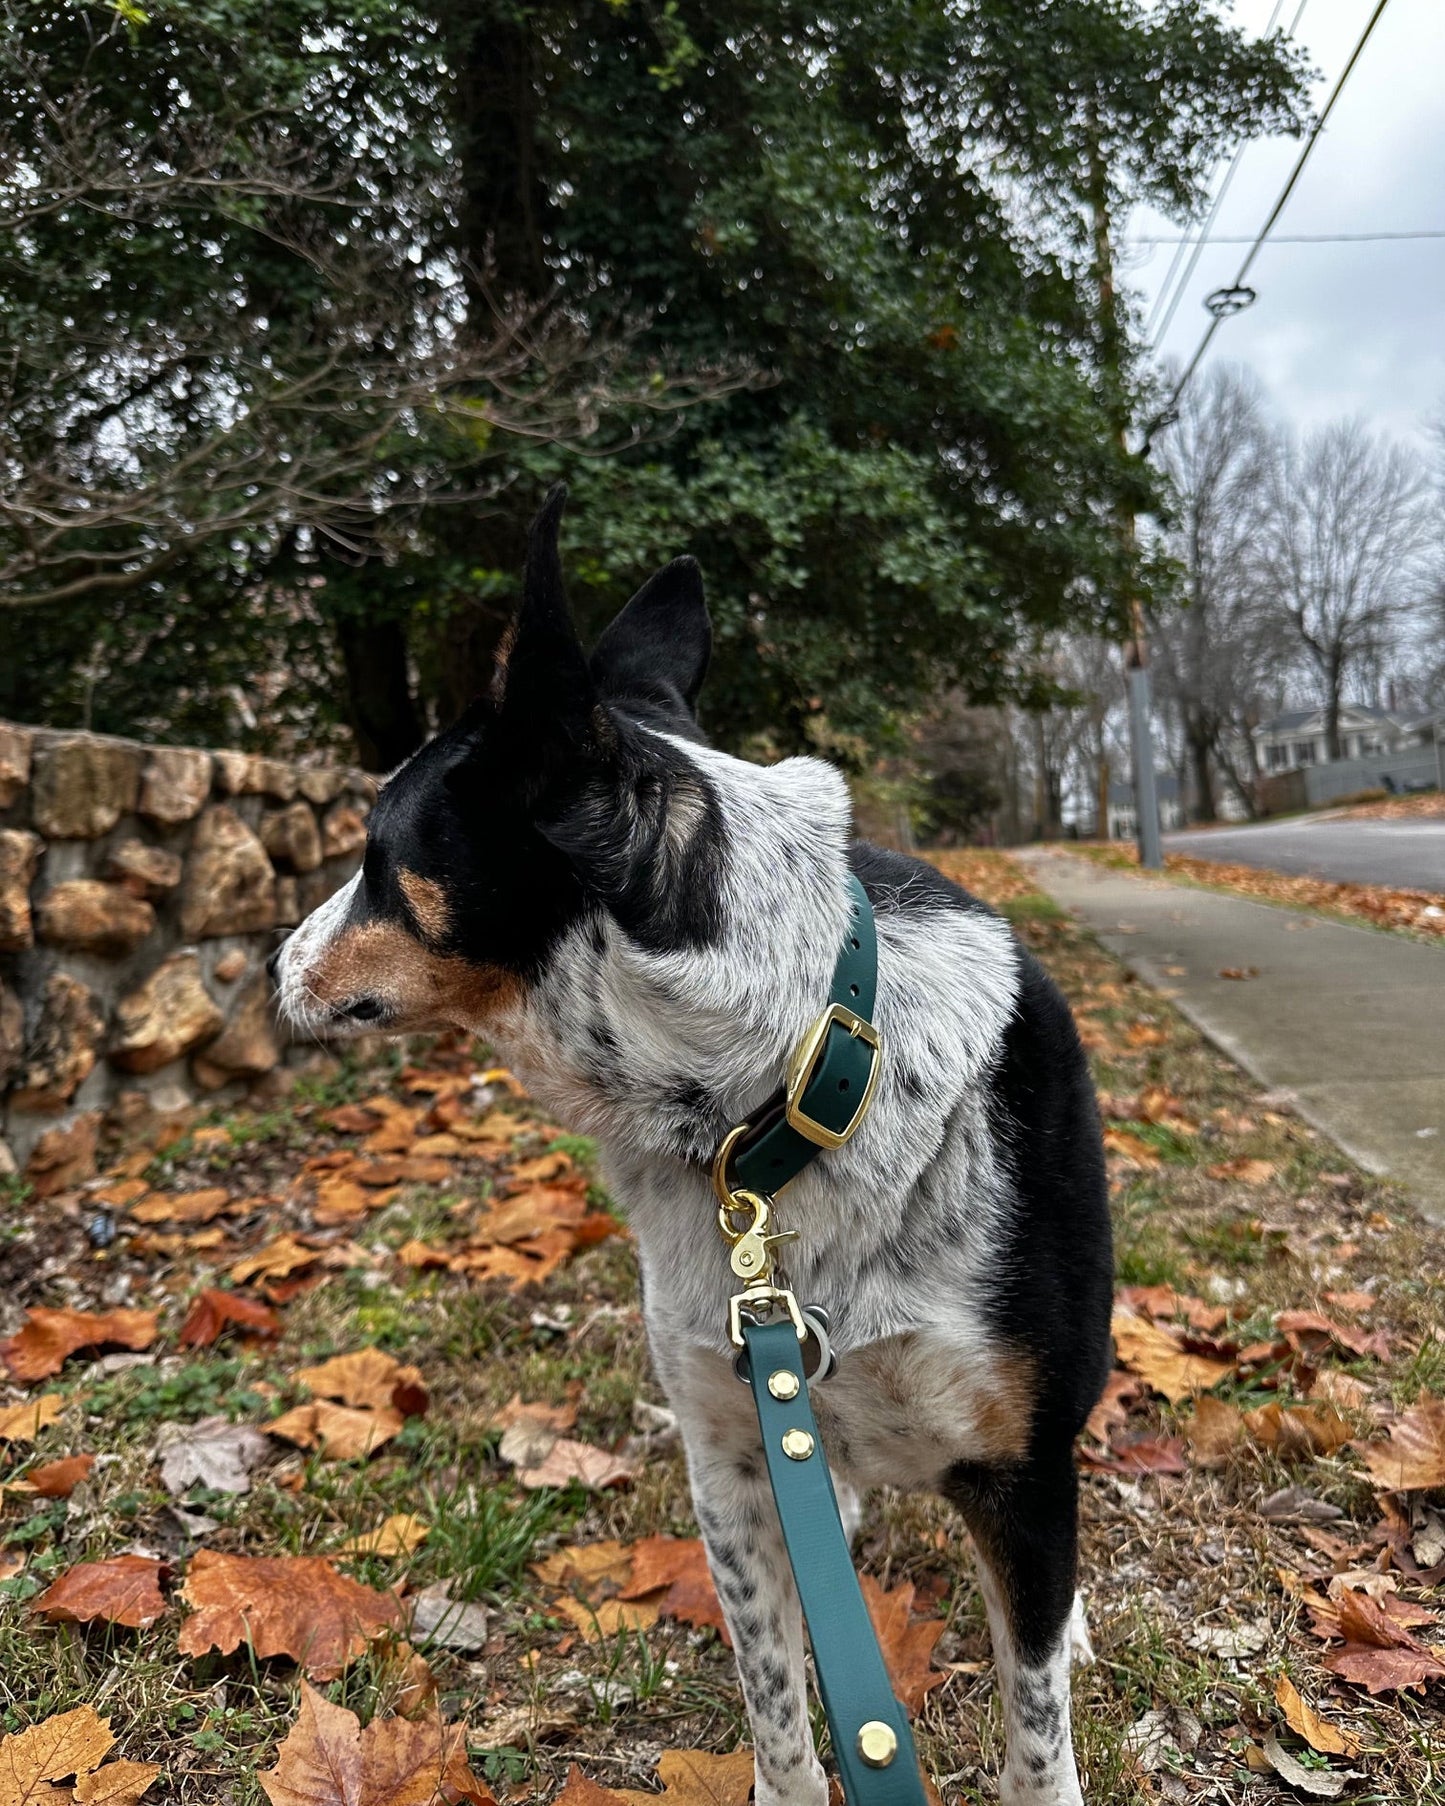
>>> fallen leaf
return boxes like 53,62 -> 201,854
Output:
74,1762 -> 160,1806
0,1396 -> 64,1443
1,1308 -> 158,1383
552,1769 -> 624,1806
259,1682 -> 488,1806
531,1541 -> 634,1593
859,1574 -> 946,1713
1278,1310 -> 1390,1363
511,1435 -> 636,1492
1125,1022 -> 1168,1047
178,1288 -> 282,1349
1206,1157 -> 1278,1186
1218,967 -> 1259,981
1184,1395 -> 1245,1465
491,1394 -> 578,1434
267,1400 -> 405,1461
1274,1673 -> 1362,1758
178,1550 -> 403,1679
635,1750 -> 755,1806
619,1536 -> 726,1634
0,1706 -> 116,1805
1111,1311 -> 1234,1403
296,1349 -> 428,1417
1102,1128 -> 1161,1169
472,1703 -> 578,1749
1259,1730 -> 1344,1798
1355,1395 -> 1445,1491
338,1514 -> 429,1558
25,1454 -> 95,1499
407,1583 -> 491,1653
33,1556 -> 168,1629
1318,1587 -> 1445,1695
1083,1369 -> 1141,1444
1079,1433 -> 1186,1475
128,1187 -> 232,1224
229,1236 -> 322,1287
322,1104 -> 381,1135
156,1416 -> 271,1496
554,1594 -> 660,1641
1322,1290 -> 1375,1315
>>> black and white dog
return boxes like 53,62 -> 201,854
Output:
273,491 -> 1113,1806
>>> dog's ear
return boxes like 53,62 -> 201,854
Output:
590,556 -> 711,719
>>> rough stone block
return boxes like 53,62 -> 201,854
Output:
192,974 -> 281,1090
138,746 -> 212,825
36,879 -> 155,957
260,800 -> 322,874
31,735 -> 140,838
0,979 -> 23,1087
10,972 -> 105,1112
0,1137 -> 15,1178
274,876 -> 301,927
321,800 -> 369,860
107,838 -> 184,898
213,750 -> 298,801
180,806 -> 276,939
0,827 -> 42,951
0,723 -> 33,809
213,948 -> 248,984
110,951 -> 225,1073
25,1111 -> 101,1197
297,767 -> 347,806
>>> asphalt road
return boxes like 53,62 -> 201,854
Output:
1165,816 -> 1445,894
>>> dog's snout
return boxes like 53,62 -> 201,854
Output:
337,995 -> 386,1024
265,946 -> 283,984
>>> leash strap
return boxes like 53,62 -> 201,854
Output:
742,1319 -> 927,1806
729,874 -> 882,1198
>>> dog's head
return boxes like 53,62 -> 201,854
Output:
271,486 -> 722,1038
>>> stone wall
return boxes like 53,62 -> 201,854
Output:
0,721 -> 375,1191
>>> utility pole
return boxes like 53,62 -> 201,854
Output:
1090,152 -> 1163,868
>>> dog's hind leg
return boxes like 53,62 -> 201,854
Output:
945,1454 -> 1086,1806
675,1412 -> 826,1806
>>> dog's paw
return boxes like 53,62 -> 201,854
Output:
1067,1590 -> 1095,1668
753,1758 -> 828,1806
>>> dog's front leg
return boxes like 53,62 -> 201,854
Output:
671,1370 -> 827,1806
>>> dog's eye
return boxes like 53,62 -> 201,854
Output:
362,841 -> 384,888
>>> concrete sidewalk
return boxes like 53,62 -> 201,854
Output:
1017,849 -> 1445,1216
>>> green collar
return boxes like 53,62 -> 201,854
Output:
713,873 -> 881,1202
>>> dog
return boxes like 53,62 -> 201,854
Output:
272,489 -> 1113,1806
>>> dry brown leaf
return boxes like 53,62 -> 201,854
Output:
1184,1395 -> 1245,1465
1,1308 -> 157,1383
1101,1127 -> 1161,1168
1319,1587 -> 1445,1695
230,1236 -> 322,1286
0,1706 -> 116,1806
530,1540 -> 634,1593
128,1187 -> 232,1225
178,1288 -> 282,1349
71,1762 -> 159,1806
1274,1673 -> 1362,1758
1309,1369 -> 1374,1412
513,1436 -> 636,1492
338,1515 -> 429,1558
619,1536 -> 726,1635
506,1151 -> 573,1185
472,1185 -> 588,1246
1083,1369 -> 1141,1444
491,1394 -> 578,1435
25,1454 -> 95,1499
0,1396 -> 64,1443
267,1400 -> 405,1461
296,1349 -> 429,1416
1278,1310 -> 1390,1363
1206,1157 -> 1278,1186
629,1751 -> 755,1806
554,1594 -> 660,1641
33,1556 -> 167,1629
859,1575 -> 946,1714
396,1241 -> 452,1270
1110,1311 -> 1234,1404
259,1681 -> 489,1806
178,1550 -> 403,1679
1354,1394 -> 1445,1491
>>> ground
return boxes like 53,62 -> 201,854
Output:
1164,816 -> 1445,896
2,851 -> 1445,1804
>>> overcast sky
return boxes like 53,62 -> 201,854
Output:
1125,0 -> 1445,452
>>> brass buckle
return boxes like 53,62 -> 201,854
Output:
783,1003 -> 882,1150
728,1280 -> 807,1349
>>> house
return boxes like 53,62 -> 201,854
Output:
1106,773 -> 1184,841
1252,704 -> 1402,774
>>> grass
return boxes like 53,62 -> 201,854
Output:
3,854 -> 1445,1799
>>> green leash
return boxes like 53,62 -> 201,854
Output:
712,875 -> 928,1806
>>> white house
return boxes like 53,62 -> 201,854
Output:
1106,774 -> 1185,841
1252,704 -> 1402,774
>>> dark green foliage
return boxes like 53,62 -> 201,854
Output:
2,1 -> 1308,763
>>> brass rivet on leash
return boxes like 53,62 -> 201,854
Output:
780,1428 -> 814,1460
857,1722 -> 897,1768
768,1369 -> 800,1400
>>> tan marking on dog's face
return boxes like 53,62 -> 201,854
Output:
397,868 -> 450,943
304,918 -> 522,1032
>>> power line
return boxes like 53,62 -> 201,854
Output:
1137,227 -> 1445,245
1160,0 -> 1395,424
1145,0 -> 1303,345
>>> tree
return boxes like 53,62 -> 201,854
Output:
1258,420 -> 1432,760
1148,365 -> 1293,819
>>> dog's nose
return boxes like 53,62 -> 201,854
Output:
265,946 -> 283,984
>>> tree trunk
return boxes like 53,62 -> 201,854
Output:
1324,664 -> 1344,762
333,614 -> 427,772
1185,713 -> 1217,822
